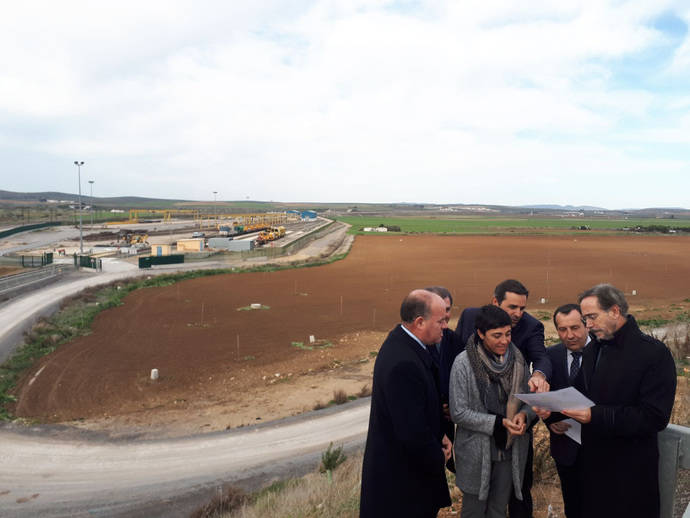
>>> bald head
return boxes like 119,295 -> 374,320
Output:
400,289 -> 448,345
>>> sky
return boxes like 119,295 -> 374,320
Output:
1,1 -> 689,209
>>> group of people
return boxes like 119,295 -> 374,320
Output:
360,280 -> 677,518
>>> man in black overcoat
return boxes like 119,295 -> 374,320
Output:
556,284 -> 676,518
544,303 -> 590,518
360,289 -> 452,517
454,279 -> 551,518
425,286 -> 464,472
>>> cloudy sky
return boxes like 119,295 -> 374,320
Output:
1,1 -> 688,208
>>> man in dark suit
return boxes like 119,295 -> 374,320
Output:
425,286 -> 464,471
454,279 -> 551,518
535,284 -> 677,518
544,303 -> 590,518
360,289 -> 453,518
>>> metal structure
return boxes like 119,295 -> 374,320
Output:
658,423 -> 690,517
74,160 -> 84,253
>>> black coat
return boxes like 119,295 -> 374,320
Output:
454,307 -> 552,380
360,325 -> 451,518
575,316 -> 677,518
545,343 -> 580,466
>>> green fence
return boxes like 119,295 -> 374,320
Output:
0,252 -> 54,268
139,254 -> 185,269
20,253 -> 53,267
74,254 -> 102,270
0,222 -> 61,239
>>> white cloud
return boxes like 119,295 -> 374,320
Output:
0,0 -> 688,208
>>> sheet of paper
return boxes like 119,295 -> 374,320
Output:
562,419 -> 582,444
514,386 -> 594,412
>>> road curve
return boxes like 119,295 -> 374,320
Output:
0,400 -> 369,517
0,228 -> 368,518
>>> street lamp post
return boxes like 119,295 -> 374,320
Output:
88,180 -> 95,226
74,161 -> 85,254
213,191 -> 218,225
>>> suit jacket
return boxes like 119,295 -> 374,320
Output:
574,316 -> 677,518
455,307 -> 552,380
360,325 -> 451,517
545,343 -> 579,466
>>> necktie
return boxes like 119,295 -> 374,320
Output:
569,351 -> 582,384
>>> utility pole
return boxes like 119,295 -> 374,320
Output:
74,161 -> 85,254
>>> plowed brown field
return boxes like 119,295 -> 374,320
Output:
13,234 -> 690,426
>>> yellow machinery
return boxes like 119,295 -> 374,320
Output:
108,209 -> 289,231
256,226 -> 286,245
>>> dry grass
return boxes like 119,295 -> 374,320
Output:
223,453 -> 362,518
356,384 -> 372,398
223,382 -> 690,518
191,486 -> 248,518
332,389 -> 349,405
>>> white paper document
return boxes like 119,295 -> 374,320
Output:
562,419 -> 582,444
514,386 -> 594,412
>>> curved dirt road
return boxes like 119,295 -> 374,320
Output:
0,221 -> 365,517
0,401 -> 368,517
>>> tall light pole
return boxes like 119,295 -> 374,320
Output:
213,191 -> 218,225
88,180 -> 95,226
74,161 -> 84,254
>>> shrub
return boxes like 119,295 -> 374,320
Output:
320,442 -> 347,482
332,389 -> 348,405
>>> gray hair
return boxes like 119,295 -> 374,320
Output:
578,284 -> 629,316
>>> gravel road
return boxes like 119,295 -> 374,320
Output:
0,219 -> 368,517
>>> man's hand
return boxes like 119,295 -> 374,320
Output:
532,406 -> 551,420
441,434 -> 452,462
502,412 -> 527,436
528,371 -> 550,393
549,421 -> 571,435
561,407 -> 591,424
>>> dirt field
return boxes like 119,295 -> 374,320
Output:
12,234 -> 690,436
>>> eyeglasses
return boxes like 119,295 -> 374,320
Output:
582,313 -> 600,322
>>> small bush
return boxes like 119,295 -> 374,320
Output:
313,400 -> 327,411
320,442 -> 347,474
332,389 -> 348,405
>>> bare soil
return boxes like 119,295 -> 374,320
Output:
11,234 -> 690,438
0,267 -> 24,277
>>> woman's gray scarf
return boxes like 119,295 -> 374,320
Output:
465,334 -> 525,448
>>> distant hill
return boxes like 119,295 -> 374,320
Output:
518,204 -> 607,211
0,190 -> 687,215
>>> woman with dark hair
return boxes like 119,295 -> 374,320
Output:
449,305 -> 535,518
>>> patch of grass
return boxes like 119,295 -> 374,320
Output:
221,453 -> 361,518
291,341 -> 313,350
533,311 -> 551,322
638,317 -> 670,327
336,215 -> 690,235
236,305 -> 270,311
191,485 -> 248,518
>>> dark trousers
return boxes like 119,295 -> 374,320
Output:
556,455 -> 583,518
508,438 -> 533,518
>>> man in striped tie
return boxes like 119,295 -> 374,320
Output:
543,303 -> 590,518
